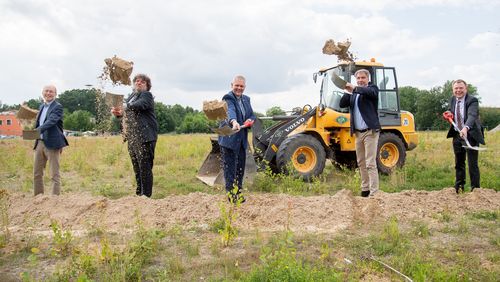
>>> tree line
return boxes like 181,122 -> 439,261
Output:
1,80 -> 498,133
399,81 -> 499,130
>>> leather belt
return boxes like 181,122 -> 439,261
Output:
355,128 -> 369,133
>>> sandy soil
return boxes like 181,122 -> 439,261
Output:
6,188 -> 499,237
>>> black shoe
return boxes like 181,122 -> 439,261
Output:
471,187 -> 479,192
361,191 -> 370,197
455,185 -> 464,194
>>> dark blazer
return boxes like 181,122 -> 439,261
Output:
446,94 -> 484,145
339,83 -> 380,135
218,91 -> 256,151
124,91 -> 158,144
34,101 -> 68,150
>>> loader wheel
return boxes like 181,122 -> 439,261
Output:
377,132 -> 406,175
276,134 -> 326,181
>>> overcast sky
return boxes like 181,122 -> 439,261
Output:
1,0 -> 499,113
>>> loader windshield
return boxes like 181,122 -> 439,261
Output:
320,67 -> 350,113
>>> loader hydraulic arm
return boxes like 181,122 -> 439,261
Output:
253,107 -> 317,164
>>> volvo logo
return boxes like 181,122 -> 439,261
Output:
285,117 -> 305,133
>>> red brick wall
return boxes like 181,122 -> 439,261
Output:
0,112 -> 23,136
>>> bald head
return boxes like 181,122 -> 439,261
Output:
42,85 -> 57,103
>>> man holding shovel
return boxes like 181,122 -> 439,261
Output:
443,79 -> 485,194
33,85 -> 69,196
218,75 -> 255,203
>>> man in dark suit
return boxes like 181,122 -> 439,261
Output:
112,74 -> 158,197
339,69 -> 380,197
218,75 -> 256,203
34,85 -> 69,196
444,79 -> 484,193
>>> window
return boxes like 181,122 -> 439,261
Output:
6,119 -> 11,125
379,91 -> 399,111
375,68 -> 399,111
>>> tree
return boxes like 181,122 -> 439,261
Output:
266,106 -> 286,116
64,110 -> 95,131
26,98 -> 43,110
58,89 -> 98,115
398,86 -> 419,113
155,102 -> 176,133
176,112 -> 213,133
399,81 -> 480,130
480,107 -> 500,130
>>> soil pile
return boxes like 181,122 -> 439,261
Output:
322,39 -> 355,62
99,56 -> 134,86
6,188 -> 499,236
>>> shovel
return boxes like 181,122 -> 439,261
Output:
443,112 -> 486,151
212,120 -> 254,136
331,72 -> 347,89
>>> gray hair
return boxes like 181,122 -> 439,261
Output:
232,75 -> 246,83
354,69 -> 370,80
42,85 -> 57,95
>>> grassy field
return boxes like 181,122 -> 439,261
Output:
0,131 -> 499,281
0,131 -> 498,197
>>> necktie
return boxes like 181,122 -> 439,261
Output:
238,99 -> 246,119
456,100 -> 463,130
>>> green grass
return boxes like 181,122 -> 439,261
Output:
0,131 -> 499,280
0,131 -> 498,195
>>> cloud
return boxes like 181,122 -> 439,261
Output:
0,0 -> 498,110
467,32 -> 500,52
313,0 -> 498,11
452,62 -> 500,106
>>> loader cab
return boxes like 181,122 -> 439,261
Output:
318,61 -> 401,126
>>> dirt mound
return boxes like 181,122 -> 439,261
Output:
6,188 -> 499,236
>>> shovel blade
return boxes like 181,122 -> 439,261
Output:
331,72 -> 347,89
196,137 -> 257,187
212,125 -> 236,136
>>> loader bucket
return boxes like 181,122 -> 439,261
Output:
196,137 -> 257,187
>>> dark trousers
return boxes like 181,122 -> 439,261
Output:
221,145 -> 246,193
128,140 -> 156,197
452,137 -> 480,188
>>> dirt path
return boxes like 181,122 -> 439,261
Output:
6,188 -> 499,236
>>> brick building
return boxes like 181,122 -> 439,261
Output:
0,111 -> 23,136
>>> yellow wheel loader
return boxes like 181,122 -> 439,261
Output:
197,59 -> 418,185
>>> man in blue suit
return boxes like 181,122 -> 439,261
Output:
218,75 -> 256,203
339,69 -> 380,197
33,85 -> 69,196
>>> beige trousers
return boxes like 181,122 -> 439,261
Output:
355,130 -> 380,194
33,141 -> 62,196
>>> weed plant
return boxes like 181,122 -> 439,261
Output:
52,213 -> 165,281
0,190 -> 10,248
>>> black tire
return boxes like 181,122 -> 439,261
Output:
276,134 -> 326,181
377,132 -> 406,175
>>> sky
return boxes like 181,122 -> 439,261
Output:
1,0 -> 499,113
